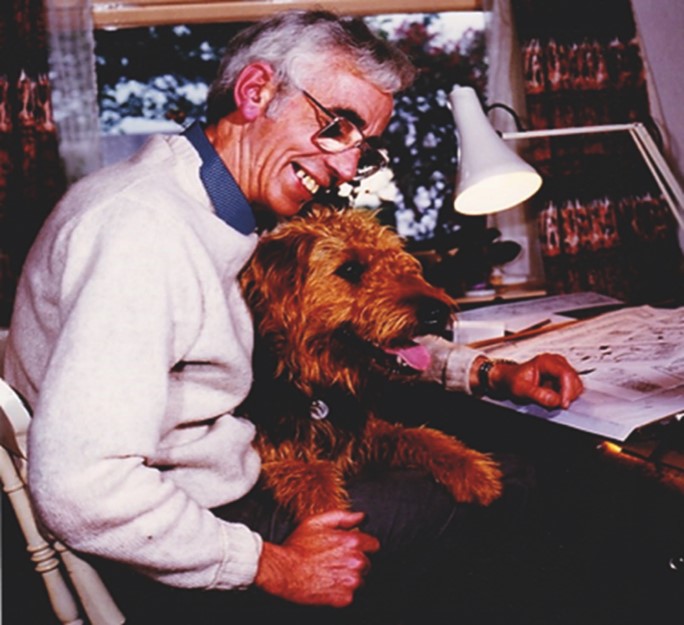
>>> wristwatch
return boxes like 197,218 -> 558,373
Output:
477,358 -> 517,395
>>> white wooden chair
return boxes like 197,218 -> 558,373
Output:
0,330 -> 125,624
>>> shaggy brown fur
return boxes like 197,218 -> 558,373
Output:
239,206 -> 502,521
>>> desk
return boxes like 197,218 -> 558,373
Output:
467,300 -> 684,442
612,420 -> 684,476
454,292 -> 684,491
454,282 -> 548,309
452,295 -> 684,617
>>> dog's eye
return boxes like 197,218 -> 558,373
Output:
335,260 -> 365,284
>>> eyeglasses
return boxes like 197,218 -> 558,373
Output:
301,89 -> 389,180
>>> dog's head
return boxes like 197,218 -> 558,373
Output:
241,206 -> 456,397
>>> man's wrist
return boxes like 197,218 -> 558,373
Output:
254,541 -> 288,595
477,359 -> 496,393
474,357 -> 517,396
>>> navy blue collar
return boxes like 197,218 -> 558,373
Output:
182,121 -> 256,235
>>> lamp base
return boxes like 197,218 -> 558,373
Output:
464,286 -> 496,298
497,273 -> 530,286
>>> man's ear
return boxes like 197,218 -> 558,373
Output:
233,62 -> 276,121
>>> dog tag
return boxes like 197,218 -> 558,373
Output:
309,399 -> 330,421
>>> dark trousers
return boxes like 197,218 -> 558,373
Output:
95,455 -> 535,625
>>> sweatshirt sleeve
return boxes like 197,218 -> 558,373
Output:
414,335 -> 484,394
25,204 -> 262,590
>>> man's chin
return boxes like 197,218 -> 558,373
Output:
253,198 -> 303,230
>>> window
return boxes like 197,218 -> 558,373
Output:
91,1 -> 483,29
94,9 -> 487,242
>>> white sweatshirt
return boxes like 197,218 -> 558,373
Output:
4,134 -> 263,590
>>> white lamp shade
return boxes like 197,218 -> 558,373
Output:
449,86 -> 542,215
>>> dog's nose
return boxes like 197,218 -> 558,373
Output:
416,297 -> 452,334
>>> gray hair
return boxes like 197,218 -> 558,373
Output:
206,10 -> 416,123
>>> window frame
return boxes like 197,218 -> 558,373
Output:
90,0 -> 483,29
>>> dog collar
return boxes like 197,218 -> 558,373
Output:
183,120 -> 256,235
309,399 -> 330,421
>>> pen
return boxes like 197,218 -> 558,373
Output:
468,318 -> 583,348
517,319 -> 551,334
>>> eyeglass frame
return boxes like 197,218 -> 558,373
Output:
300,89 -> 390,180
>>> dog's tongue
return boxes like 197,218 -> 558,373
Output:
384,343 -> 431,371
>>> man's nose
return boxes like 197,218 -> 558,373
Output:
325,148 -> 361,183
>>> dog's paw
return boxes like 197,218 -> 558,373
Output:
441,451 -> 503,506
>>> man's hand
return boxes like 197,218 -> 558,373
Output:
486,353 -> 584,409
254,510 -> 380,607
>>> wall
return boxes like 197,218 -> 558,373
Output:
631,0 -> 684,186
491,0 -> 684,285
631,0 -> 684,249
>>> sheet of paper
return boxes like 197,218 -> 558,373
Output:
452,320 -> 505,344
481,305 -> 684,441
456,291 -> 622,333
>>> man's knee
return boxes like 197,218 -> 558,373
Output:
347,457 -> 535,556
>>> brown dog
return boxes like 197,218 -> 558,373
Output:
239,206 -> 502,521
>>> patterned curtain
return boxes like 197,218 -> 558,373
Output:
45,0 -> 101,183
0,0 -> 66,325
510,0 -> 684,305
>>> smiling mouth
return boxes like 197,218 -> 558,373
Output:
294,164 -> 320,195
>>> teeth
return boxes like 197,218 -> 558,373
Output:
295,167 -> 320,195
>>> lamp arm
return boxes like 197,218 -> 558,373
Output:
501,122 -> 636,140
500,123 -> 684,231
630,124 -> 684,231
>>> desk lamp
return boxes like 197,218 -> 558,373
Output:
448,85 -> 542,216
448,84 -> 684,234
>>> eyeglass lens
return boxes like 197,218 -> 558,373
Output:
356,143 -> 389,177
304,90 -> 389,178
315,118 -> 361,151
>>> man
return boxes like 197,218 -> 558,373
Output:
3,10 -> 582,623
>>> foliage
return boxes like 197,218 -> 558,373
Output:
373,15 -> 488,242
95,23 -> 248,129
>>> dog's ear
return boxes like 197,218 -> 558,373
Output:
241,229 -> 315,322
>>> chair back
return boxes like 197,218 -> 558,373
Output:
0,327 -> 8,376
0,331 -> 125,625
